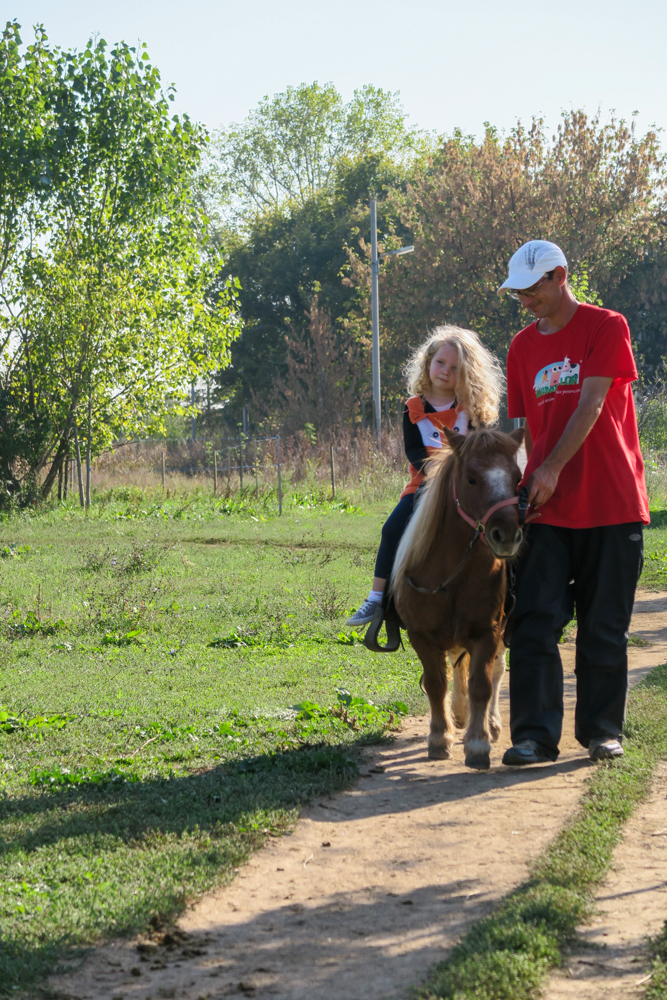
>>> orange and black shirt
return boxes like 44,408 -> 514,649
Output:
400,395 -> 469,498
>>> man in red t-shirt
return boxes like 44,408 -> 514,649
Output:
500,240 -> 648,766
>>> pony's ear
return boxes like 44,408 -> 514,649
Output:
442,425 -> 465,453
508,427 -> 525,452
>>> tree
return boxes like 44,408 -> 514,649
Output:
211,153 -> 407,429
209,82 -> 425,223
0,21 -> 70,283
273,298 -> 363,433
347,112 -> 667,395
0,29 -> 240,499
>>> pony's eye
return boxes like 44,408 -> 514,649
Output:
467,476 -> 477,487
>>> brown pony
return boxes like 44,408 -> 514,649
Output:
391,426 -> 525,770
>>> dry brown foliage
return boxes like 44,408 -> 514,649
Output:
346,111 -> 667,390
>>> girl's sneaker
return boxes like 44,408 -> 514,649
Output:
346,599 -> 382,627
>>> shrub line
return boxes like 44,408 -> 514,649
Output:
412,663 -> 667,1000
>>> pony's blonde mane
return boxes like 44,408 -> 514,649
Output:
391,429 -> 517,589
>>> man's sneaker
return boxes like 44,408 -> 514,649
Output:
502,739 -> 552,766
589,737 -> 623,762
346,599 -> 382,627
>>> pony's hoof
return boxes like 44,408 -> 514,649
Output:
428,743 -> 452,760
453,714 -> 468,730
465,752 -> 490,770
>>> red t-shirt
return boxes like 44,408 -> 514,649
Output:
506,303 -> 649,529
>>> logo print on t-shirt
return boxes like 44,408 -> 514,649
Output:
534,357 -> 580,398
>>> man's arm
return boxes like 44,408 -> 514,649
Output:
528,376 -> 614,506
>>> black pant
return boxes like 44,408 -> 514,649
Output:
374,493 -> 416,579
508,522 -> 644,759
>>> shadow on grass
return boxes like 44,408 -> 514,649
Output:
1,729 -> 591,994
648,510 -> 667,530
0,741 -> 363,992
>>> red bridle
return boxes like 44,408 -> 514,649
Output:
453,482 -> 537,538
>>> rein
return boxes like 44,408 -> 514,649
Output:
406,483 -> 537,597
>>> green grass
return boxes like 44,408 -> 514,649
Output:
641,508 -> 667,589
647,921 -> 667,998
412,663 -> 667,1000
3,482 -> 667,994
0,482 -> 422,992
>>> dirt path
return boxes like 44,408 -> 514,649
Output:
47,590 -> 667,1000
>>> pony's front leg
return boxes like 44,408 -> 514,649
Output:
488,643 -> 506,743
409,631 -> 454,760
464,634 -> 498,770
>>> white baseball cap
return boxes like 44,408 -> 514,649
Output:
497,240 -> 568,295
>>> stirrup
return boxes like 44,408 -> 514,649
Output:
363,605 -> 402,653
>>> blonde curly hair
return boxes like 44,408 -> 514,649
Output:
404,325 -> 504,427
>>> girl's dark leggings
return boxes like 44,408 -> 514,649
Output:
374,493 -> 416,579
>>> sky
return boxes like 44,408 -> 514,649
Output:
7,0 -> 667,141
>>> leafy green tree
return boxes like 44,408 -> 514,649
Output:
0,29 -> 240,498
209,81 -> 424,222
0,21 -> 69,282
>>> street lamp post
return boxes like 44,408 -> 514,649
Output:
370,198 -> 414,444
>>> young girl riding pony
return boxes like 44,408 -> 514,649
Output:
346,325 -> 503,627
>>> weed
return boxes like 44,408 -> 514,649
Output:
102,629 -> 146,647
6,611 -> 65,638
0,708 -> 74,733
207,630 -> 261,649
0,543 -> 31,559
313,580 -> 348,619
29,763 -> 140,787
336,630 -> 366,645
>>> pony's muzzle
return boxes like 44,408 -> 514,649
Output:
487,523 -> 524,559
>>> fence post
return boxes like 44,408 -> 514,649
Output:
329,442 -> 335,497
227,447 -> 231,485
254,440 -> 259,499
361,400 -> 366,430
239,442 -> 243,491
276,435 -> 282,515
161,451 -> 166,488
385,398 -> 390,426
213,450 -> 218,494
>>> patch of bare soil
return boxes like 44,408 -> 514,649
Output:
46,590 -> 667,1000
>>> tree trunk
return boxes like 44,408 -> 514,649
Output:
73,424 -> 84,508
40,425 -> 74,500
85,393 -> 92,510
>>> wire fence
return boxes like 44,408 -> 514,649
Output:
65,435 -> 294,515
58,423 -> 408,513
